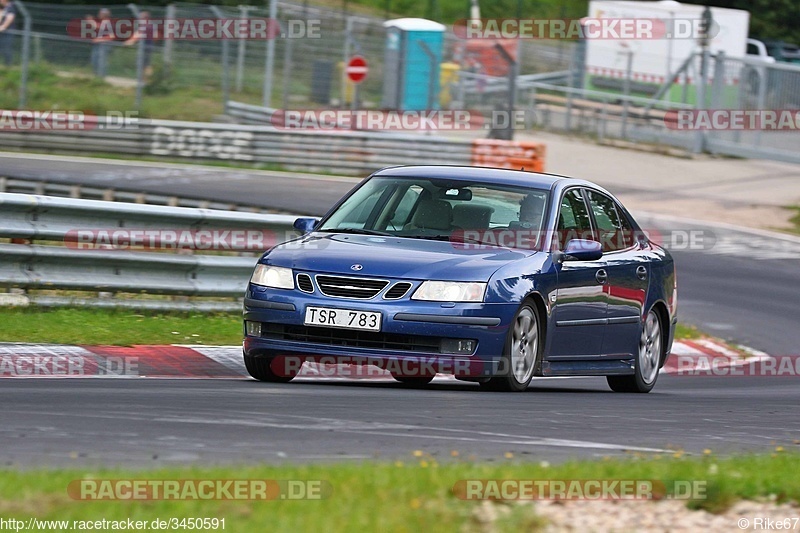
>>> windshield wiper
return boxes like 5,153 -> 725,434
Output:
320,228 -> 393,236
400,234 -> 452,241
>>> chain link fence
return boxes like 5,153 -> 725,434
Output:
2,1 -> 798,164
4,1 -> 575,115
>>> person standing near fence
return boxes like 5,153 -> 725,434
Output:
0,0 -> 17,66
124,11 -> 154,79
90,8 -> 112,77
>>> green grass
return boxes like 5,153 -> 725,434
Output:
0,64 -> 244,122
0,453 -> 798,531
0,307 -> 242,346
787,206 -> 800,235
674,323 -> 702,340
0,307 -> 703,346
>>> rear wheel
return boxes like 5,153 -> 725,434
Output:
481,302 -> 541,392
607,309 -> 662,393
244,354 -> 299,383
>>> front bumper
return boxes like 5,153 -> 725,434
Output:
242,283 -> 518,377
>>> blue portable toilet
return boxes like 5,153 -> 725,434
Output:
381,18 -> 446,111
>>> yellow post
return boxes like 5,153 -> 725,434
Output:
439,62 -> 460,107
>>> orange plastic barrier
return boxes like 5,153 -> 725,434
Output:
471,139 -> 546,173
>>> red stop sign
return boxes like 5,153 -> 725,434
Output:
346,56 -> 368,84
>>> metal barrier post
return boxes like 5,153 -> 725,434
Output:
693,50 -> 710,154
493,43 -> 517,141
210,6 -> 230,106
127,4 -> 145,111
418,40 -> 437,110
754,65 -> 767,148
710,51 -> 725,109
621,46 -> 633,138
262,0 -> 278,106
236,5 -> 256,93
15,0 -> 31,108
565,50 -> 576,133
282,35 -> 293,110
162,4 -> 175,68
340,16 -> 353,109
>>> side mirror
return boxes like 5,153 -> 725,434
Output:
561,239 -> 603,262
293,217 -> 320,234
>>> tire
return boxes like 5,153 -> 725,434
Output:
481,301 -> 542,392
607,308 -> 663,393
244,354 -> 299,383
391,374 -> 435,386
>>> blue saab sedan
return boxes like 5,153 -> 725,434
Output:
243,166 -> 677,392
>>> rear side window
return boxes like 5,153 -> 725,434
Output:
587,191 -> 634,252
556,189 -> 592,250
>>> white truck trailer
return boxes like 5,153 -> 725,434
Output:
583,0 -> 750,100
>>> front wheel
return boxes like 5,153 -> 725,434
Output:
244,354 -> 299,383
607,309 -> 662,393
481,302 -> 541,392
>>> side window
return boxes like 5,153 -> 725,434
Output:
556,189 -> 592,250
587,191 -> 633,252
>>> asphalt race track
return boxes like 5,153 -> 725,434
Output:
0,152 -> 358,215
1,375 -> 799,467
2,152 -> 798,356
1,153 -> 799,467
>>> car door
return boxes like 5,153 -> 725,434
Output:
586,190 -> 648,357
550,188 -> 608,358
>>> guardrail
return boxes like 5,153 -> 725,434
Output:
0,193 -> 300,309
0,116 -> 475,175
224,101 -> 279,125
0,177 -> 265,212
0,115 -> 548,174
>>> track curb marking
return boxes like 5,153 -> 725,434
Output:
0,340 -> 754,379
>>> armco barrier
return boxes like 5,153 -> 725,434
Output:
0,193 -> 299,299
0,116 -> 546,175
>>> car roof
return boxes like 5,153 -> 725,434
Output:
371,165 -> 590,190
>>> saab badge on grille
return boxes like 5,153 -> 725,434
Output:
350,264 -> 363,271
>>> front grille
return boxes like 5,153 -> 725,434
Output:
315,275 -> 389,299
296,273 -> 314,293
383,282 -> 412,300
261,323 -> 443,353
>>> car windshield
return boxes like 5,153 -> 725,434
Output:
317,176 -> 550,250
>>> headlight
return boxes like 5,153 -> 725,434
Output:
250,264 -> 294,289
411,281 -> 486,302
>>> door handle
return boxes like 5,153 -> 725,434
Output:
595,269 -> 608,284
636,265 -> 648,280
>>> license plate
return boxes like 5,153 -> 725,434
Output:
304,306 -> 382,332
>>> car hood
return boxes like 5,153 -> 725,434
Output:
264,233 -> 537,281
